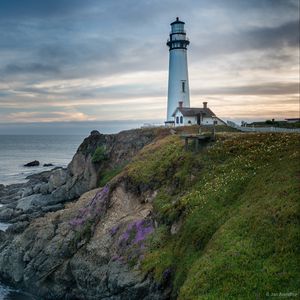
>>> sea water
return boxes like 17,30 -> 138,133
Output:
0,135 -> 84,185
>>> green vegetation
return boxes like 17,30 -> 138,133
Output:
92,146 -> 107,163
249,120 -> 300,128
123,132 -> 300,299
99,165 -> 125,187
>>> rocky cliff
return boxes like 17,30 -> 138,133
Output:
0,129 -> 298,299
0,128 -> 168,232
0,127 -> 170,299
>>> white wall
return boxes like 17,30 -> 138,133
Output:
167,49 -> 190,121
184,116 -> 196,126
202,117 -> 214,125
173,110 -> 197,127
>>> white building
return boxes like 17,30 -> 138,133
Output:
165,18 -> 224,127
172,101 -> 226,127
166,17 -> 190,124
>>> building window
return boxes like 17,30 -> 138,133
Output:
180,116 -> 183,124
176,116 -> 179,124
182,81 -> 185,93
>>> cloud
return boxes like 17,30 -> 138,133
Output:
0,0 -> 298,129
4,63 -> 61,75
2,111 -> 95,123
193,82 -> 299,96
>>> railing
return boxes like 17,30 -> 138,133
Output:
227,121 -> 300,133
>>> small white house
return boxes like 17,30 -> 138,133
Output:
172,101 -> 226,127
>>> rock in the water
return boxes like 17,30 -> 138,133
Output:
24,160 -> 40,167
43,163 -> 54,167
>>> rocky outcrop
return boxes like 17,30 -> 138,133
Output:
24,160 -> 40,167
43,163 -> 54,167
0,127 -> 171,299
0,181 -> 166,299
0,128 -> 168,230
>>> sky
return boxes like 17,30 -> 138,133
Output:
0,0 -> 299,134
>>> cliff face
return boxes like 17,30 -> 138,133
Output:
49,127 -> 169,202
0,129 -> 298,300
0,128 -> 168,230
0,184 -> 163,299
0,127 -> 170,299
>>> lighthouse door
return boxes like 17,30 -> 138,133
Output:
197,114 -> 201,125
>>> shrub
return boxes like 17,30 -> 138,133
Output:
92,146 -> 107,163
99,165 -> 125,187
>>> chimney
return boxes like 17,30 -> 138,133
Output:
179,101 -> 183,108
203,101 -> 207,108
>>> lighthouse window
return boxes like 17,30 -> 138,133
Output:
180,116 -> 183,124
182,81 -> 185,93
176,116 -> 179,124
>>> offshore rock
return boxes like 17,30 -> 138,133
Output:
24,160 -> 40,167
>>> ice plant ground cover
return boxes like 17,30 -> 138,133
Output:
123,132 -> 300,299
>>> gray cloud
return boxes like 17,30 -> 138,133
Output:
192,20 -> 299,59
0,0 -> 298,129
194,82 -> 299,96
4,63 -> 61,75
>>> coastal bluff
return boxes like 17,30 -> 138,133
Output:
0,128 -> 299,299
0,127 -> 170,299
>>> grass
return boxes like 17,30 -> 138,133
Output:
99,165 -> 125,187
92,146 -> 107,163
122,132 -> 300,299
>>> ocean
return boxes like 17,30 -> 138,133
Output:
0,135 -> 84,299
0,135 -> 85,185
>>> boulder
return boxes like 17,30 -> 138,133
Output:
48,168 -> 67,189
40,183 -> 49,195
24,160 -> 40,167
43,163 -> 54,167
16,194 -> 52,213
21,186 -> 33,198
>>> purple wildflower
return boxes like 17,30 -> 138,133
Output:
109,224 -> 120,236
69,185 -> 110,230
116,218 -> 154,265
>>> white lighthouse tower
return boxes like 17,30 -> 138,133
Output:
166,17 -> 190,123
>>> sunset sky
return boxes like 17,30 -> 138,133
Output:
0,0 -> 299,134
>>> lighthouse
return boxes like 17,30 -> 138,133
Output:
166,17 -> 190,123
